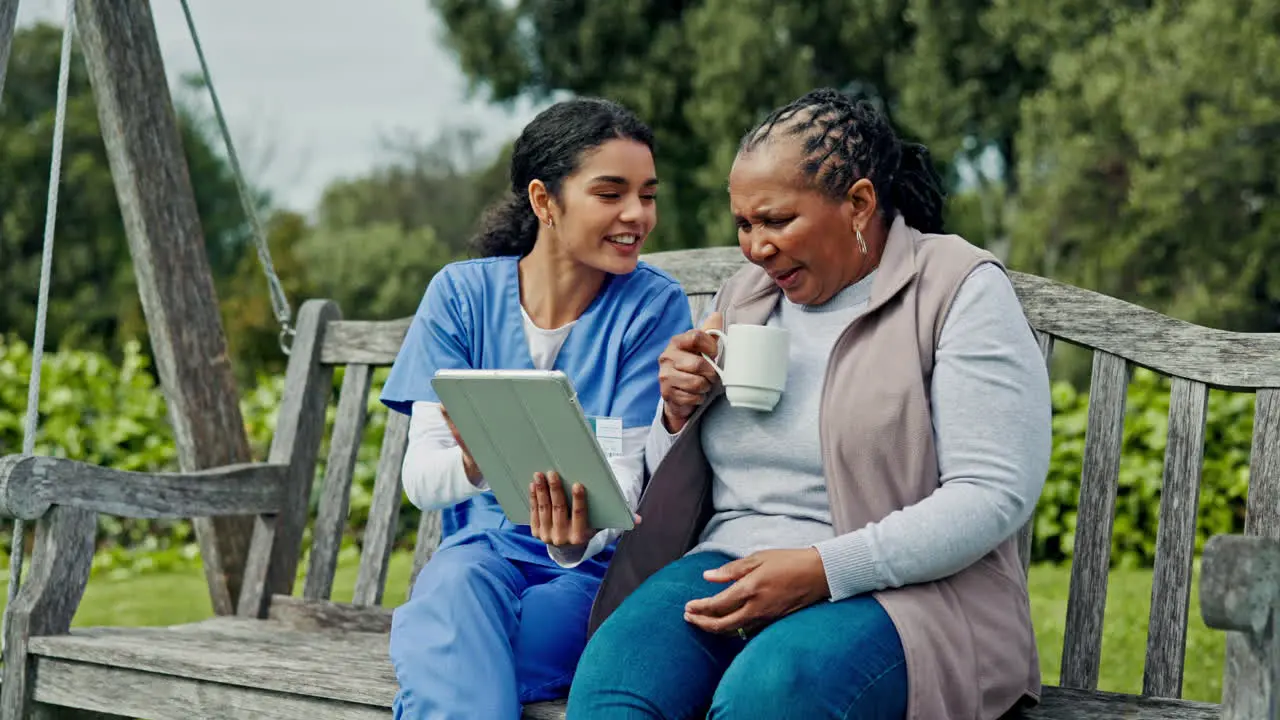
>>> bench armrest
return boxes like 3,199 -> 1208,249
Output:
1202,534 -> 1280,634
0,454 -> 289,521
1200,533 -> 1280,720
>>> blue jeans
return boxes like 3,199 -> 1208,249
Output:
390,538 -> 600,720
567,551 -> 907,720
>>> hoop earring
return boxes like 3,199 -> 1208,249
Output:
856,228 -> 867,255
545,217 -> 555,229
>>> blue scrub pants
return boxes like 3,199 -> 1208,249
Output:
567,551 -> 908,720
390,538 -> 601,720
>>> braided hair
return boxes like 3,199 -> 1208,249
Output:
739,88 -> 946,234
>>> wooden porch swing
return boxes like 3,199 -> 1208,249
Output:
1,2 -> 1279,719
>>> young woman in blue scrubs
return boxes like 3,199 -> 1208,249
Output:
380,97 -> 693,720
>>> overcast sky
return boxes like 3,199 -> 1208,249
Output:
15,0 -> 544,213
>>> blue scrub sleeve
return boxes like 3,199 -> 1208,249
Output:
380,268 -> 473,416
612,283 -> 694,429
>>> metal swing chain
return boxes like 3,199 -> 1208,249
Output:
3,0 -> 75,661
179,0 -> 295,355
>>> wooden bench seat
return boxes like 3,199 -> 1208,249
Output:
2,246 -> 1278,719
22,617 -> 1222,720
29,619 -> 395,719
23,615 -> 560,720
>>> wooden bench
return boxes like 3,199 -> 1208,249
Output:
1,246 -> 1277,720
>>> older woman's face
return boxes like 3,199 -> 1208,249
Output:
728,142 -> 870,306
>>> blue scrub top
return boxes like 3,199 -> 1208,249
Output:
381,255 -> 692,573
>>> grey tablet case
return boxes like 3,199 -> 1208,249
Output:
429,369 -> 635,531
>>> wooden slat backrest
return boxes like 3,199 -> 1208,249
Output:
1060,351 -> 1129,690
239,299 -> 339,618
316,251 -> 1280,383
1244,389 -> 1280,538
1007,271 -> 1280,701
303,363 -> 372,601
352,410 -> 410,606
409,507 -> 442,590
1143,377 -> 1208,697
319,319 -> 410,366
292,247 -> 1280,708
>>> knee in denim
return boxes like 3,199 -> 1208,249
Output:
708,651 -> 806,718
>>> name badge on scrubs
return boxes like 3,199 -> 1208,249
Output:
586,416 -> 623,458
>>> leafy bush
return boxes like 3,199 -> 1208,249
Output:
0,338 -> 1260,574
0,337 -> 189,571
0,335 -> 419,574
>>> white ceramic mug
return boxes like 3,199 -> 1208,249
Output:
701,324 -> 790,411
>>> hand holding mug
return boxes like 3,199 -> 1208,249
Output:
658,312 -> 724,433
696,323 -> 790,412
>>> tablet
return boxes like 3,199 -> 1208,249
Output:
429,369 -> 635,531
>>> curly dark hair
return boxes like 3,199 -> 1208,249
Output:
470,97 -> 656,257
740,88 -> 945,234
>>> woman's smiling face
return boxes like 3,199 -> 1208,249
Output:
544,137 -> 659,276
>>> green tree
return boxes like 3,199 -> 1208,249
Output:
426,0 -> 1088,252
219,210 -> 317,383
875,0 -> 1159,251
314,126 -> 507,255
1009,0 -> 1280,333
288,127 -> 507,324
174,71 -> 276,279
0,23 -> 254,354
430,0 -> 918,250
296,221 -> 457,322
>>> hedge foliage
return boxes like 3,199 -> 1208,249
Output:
0,337 -> 416,576
0,337 -> 1259,574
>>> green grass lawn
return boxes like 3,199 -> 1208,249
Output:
0,554 -> 1225,704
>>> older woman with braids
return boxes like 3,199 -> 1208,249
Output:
567,88 -> 1053,719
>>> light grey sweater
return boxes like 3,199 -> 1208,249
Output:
645,262 -> 1052,601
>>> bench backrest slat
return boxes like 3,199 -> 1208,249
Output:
1142,377 -> 1209,698
1060,350 -> 1129,691
320,319 -> 410,366
303,363 -> 373,601
409,507 -> 443,598
1010,272 -> 1280,389
1223,387 -> 1280,702
352,410 -> 410,606
641,248 -> 745,296
242,300 -> 339,617
1245,388 -> 1280,538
